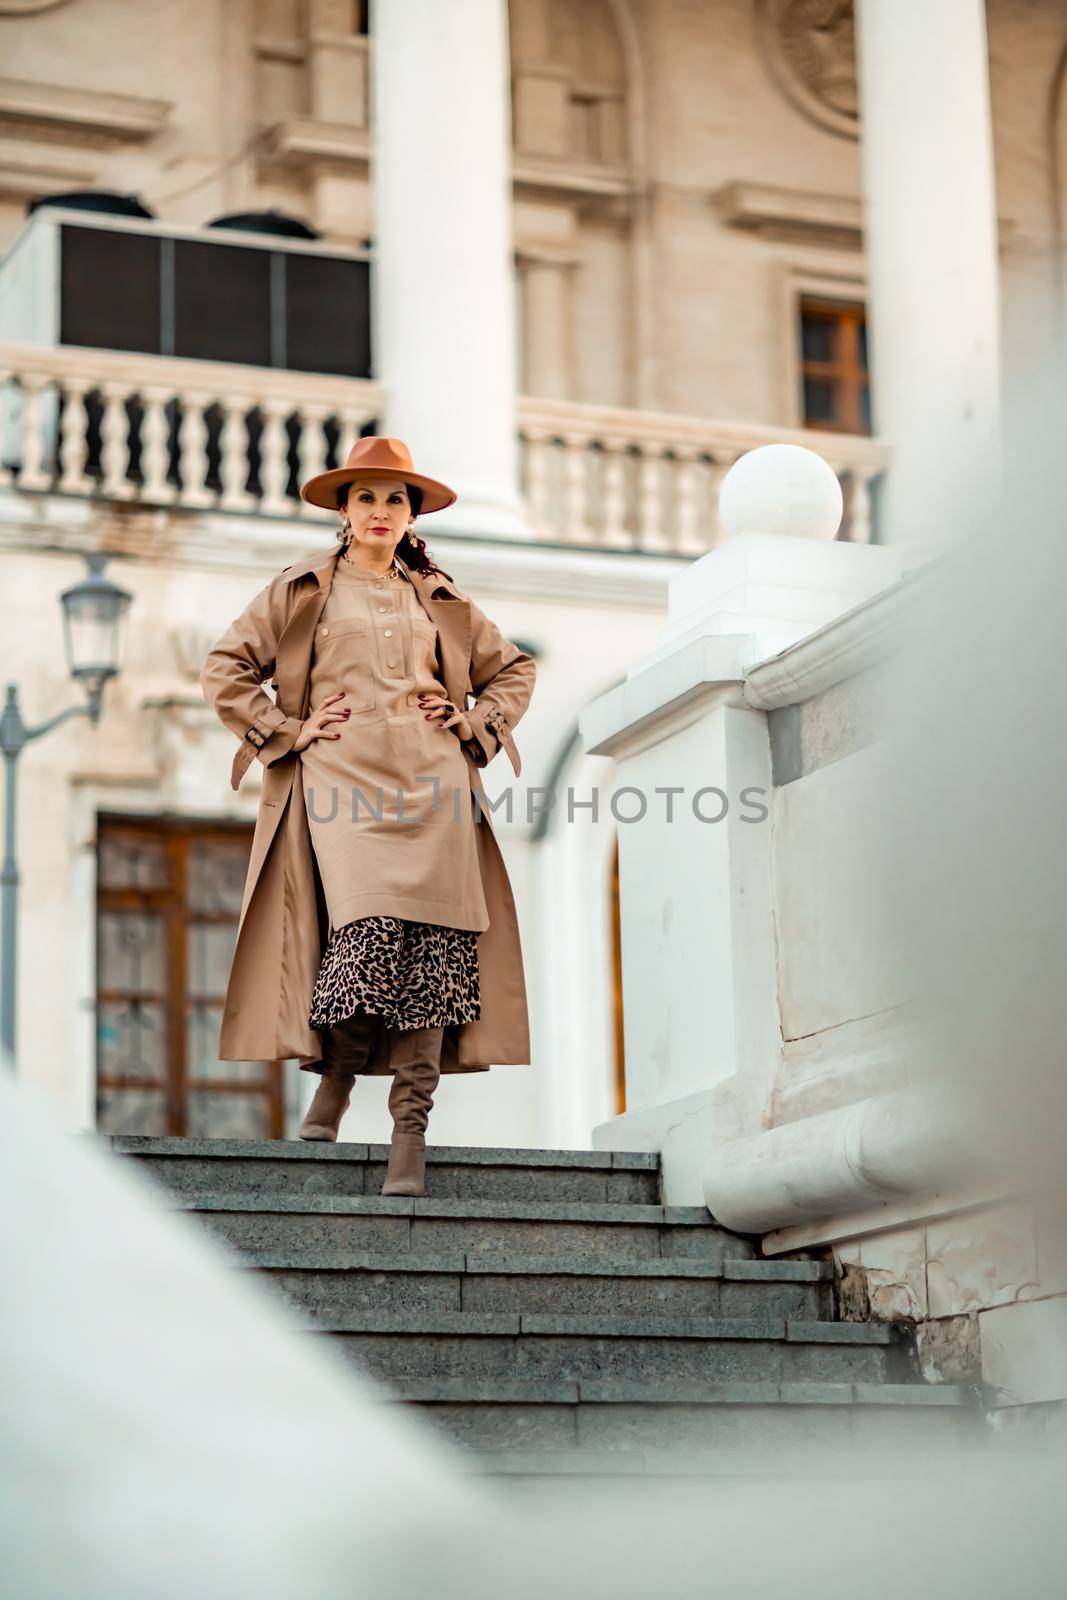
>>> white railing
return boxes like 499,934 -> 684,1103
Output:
0,343 -> 379,521
0,344 -> 889,550
517,396 -> 889,550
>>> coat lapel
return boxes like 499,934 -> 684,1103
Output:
274,548 -> 340,716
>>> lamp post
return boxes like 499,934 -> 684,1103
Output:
0,551 -> 132,1063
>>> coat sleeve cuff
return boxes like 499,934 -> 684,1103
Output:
260,715 -> 304,766
462,705 -> 498,770
230,707 -> 303,791
463,705 -> 521,777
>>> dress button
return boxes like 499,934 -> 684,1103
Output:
320,626 -> 329,637
384,629 -> 393,638
387,658 -> 398,667
377,605 -> 387,613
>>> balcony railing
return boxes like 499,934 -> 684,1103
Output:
0,344 -> 888,550
517,397 -> 888,549
0,343 -> 377,522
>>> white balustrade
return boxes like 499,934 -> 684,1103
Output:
16,373 -> 50,493
259,397 -> 292,517
218,397 -> 255,514
517,397 -> 889,553
0,345 -> 888,552
139,387 -> 174,504
99,382 -> 134,501
178,392 -> 214,509
0,343 -> 379,521
57,378 -> 92,495
298,402 -> 330,512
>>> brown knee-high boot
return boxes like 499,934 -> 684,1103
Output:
299,1010 -> 382,1142
381,1023 -> 444,1196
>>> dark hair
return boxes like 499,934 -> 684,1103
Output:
336,479 -> 454,582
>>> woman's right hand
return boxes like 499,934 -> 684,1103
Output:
293,692 -> 349,752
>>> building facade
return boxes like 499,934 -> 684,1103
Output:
1,0 -> 1065,1408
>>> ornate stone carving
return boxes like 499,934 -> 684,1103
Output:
755,0 -> 859,142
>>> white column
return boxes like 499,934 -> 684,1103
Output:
855,0 -> 1001,556
371,0 -> 526,538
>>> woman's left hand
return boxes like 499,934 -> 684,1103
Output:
419,694 -> 472,742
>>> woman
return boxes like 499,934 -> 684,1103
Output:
199,436 -> 536,1197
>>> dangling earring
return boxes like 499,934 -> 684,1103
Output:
339,518 -> 351,548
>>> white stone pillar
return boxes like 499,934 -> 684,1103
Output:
370,0 -> 526,538
854,0 -> 1001,556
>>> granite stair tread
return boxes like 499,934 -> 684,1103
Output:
174,1192 -> 716,1224
386,1376 -> 973,1406
106,1134 -> 658,1170
302,1309 -> 892,1342
238,1249 -> 831,1281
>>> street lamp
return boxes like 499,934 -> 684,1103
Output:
1,551 -> 132,1062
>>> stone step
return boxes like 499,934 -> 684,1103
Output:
179,1193 -> 754,1265
106,1136 -> 662,1206
243,1249 -> 833,1320
305,1309 -> 899,1385
383,1377 -> 978,1457
105,1133 -> 970,1477
457,1420 -> 980,1477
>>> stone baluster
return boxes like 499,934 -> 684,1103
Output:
520,428 -> 551,537
636,441 -> 668,552
298,403 -> 330,517
599,438 -> 632,548
140,386 -> 174,504
259,397 -> 291,516
57,378 -> 93,495
561,432 -> 590,544
100,382 -> 133,500
219,397 -> 254,512
178,392 -> 214,508
673,447 -> 708,555
16,373 -> 51,492
335,406 -> 364,468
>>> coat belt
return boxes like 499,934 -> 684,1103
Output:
484,707 -> 521,778
230,703 -> 295,791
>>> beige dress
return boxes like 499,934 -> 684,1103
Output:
301,554 -> 485,1032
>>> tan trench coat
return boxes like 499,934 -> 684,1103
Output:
199,544 -> 537,1075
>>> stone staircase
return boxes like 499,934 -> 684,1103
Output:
107,1136 -> 980,1474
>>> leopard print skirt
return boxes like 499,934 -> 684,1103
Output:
308,915 -> 481,1033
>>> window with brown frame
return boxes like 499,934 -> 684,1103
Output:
798,296 -> 870,435
95,815 -> 284,1138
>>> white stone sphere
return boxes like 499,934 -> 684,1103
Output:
719,443 -> 843,541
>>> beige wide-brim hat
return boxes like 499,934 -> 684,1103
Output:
299,435 -> 457,514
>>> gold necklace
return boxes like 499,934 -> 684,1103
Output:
342,551 -> 402,585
